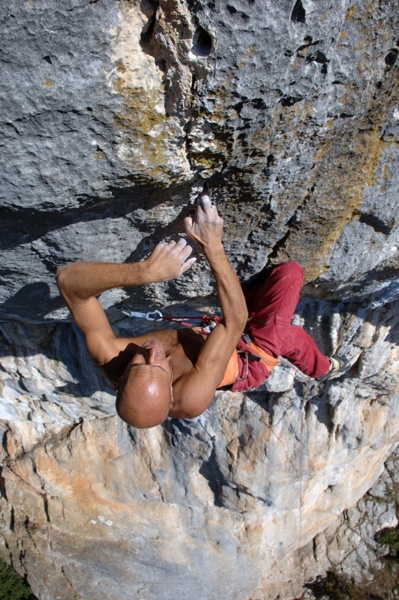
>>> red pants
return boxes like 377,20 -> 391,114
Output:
231,262 -> 330,392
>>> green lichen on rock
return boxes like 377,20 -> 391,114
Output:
0,558 -> 36,600
376,526 -> 399,557
113,77 -> 174,181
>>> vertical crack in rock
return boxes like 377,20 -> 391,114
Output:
111,0 -> 214,185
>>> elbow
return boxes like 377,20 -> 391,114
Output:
236,305 -> 248,331
224,305 -> 248,336
56,265 -> 69,293
56,264 -> 76,301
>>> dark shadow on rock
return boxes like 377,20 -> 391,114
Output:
198,446 -> 230,507
240,263 -> 276,292
310,397 -> 336,434
0,317 -> 114,398
0,282 -> 63,321
166,418 -> 197,440
245,390 -> 282,424
0,179 -> 195,256
304,265 -> 399,305
386,326 -> 399,345
247,380 -> 342,433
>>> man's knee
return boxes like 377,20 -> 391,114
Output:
273,261 -> 303,280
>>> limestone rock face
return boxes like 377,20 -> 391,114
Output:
1,1 -> 399,598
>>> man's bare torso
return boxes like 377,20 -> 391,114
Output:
100,328 -> 207,389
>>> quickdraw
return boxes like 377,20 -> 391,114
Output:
122,309 -> 220,330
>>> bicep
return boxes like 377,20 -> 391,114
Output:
169,375 -> 216,419
172,325 -> 239,418
61,291 -> 117,365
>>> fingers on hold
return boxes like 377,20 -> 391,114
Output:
184,216 -> 193,234
197,194 -> 210,213
181,257 -> 196,272
199,193 -> 211,204
182,244 -> 193,259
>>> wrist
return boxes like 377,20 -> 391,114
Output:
129,260 -> 152,285
203,241 -> 225,258
203,242 -> 228,268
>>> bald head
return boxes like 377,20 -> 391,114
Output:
116,363 -> 173,428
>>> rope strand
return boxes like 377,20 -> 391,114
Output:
121,308 -> 220,329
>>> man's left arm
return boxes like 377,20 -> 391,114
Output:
170,196 -> 248,418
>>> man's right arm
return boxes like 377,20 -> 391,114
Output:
56,239 -> 195,365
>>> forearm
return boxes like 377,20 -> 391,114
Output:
56,261 -> 149,301
204,243 -> 248,331
184,192 -> 247,330
57,239 -> 195,301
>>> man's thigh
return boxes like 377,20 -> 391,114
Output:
245,261 -> 304,326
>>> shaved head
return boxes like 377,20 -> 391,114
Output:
116,363 -> 173,428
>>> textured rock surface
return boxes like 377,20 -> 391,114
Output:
1,0 -> 399,599
300,445 -> 399,598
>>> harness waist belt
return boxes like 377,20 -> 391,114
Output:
217,343 -> 279,388
247,341 -> 279,371
218,351 -> 240,388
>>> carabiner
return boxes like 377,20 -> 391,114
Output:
145,310 -> 163,321
121,309 -> 163,321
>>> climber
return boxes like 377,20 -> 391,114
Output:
56,193 -> 341,429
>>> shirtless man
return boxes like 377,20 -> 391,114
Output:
57,194 -> 249,428
57,194 -> 337,429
